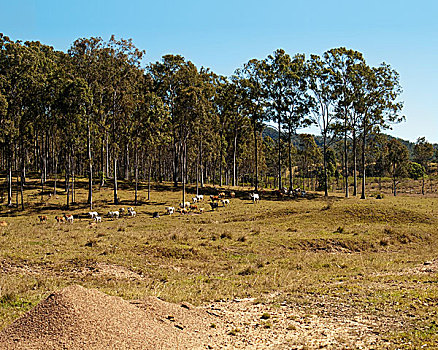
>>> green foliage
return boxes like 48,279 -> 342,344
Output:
407,162 -> 425,180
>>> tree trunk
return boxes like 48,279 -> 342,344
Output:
352,130 -> 357,196
232,131 -> 237,187
344,119 -> 349,198
182,141 -> 186,204
422,174 -> 425,195
125,143 -> 129,181
54,156 -> 57,196
148,157 -> 151,201
66,153 -> 70,209
135,145 -> 138,205
20,165 -> 24,211
277,117 -> 282,190
87,117 -> 93,209
253,123 -> 259,192
113,156 -> 118,205
360,126 -> 366,199
196,144 -> 200,196
323,133 -> 328,197
7,144 -> 12,207
200,139 -> 204,187
173,130 -> 178,187
158,145 -> 163,183
101,138 -> 105,187
105,133 -> 110,178
288,126 -> 293,192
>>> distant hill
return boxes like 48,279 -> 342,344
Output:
262,125 -> 437,155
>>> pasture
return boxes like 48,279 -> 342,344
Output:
0,177 -> 437,348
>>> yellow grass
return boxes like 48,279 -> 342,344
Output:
0,177 -> 437,347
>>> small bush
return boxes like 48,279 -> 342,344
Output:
261,312 -> 271,320
228,328 -> 240,336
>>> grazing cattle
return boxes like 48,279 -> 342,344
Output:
128,210 -> 137,217
179,201 -> 191,209
178,208 -> 188,215
190,204 -> 198,211
88,211 -> 98,219
55,215 -> 65,223
119,208 -> 126,215
196,194 -> 204,201
94,216 -> 102,223
152,212 -> 160,218
64,214 -> 74,224
210,195 -> 219,201
166,206 -> 175,215
230,192 -> 236,198
221,199 -> 230,206
210,202 -> 219,210
38,215 -> 48,223
192,197 -> 198,203
250,193 -> 260,204
219,192 -> 226,198
108,211 -> 120,219
276,190 -> 284,199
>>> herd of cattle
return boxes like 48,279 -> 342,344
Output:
36,187 -> 306,223
37,207 -> 137,224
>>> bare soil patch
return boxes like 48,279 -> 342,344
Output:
0,285 -> 385,349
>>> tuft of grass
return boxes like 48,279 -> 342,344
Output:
261,312 -> 271,319
220,232 -> 232,239
228,328 -> 240,336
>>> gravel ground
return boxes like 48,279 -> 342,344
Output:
0,285 -> 382,349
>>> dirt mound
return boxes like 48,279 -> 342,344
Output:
0,285 -> 206,350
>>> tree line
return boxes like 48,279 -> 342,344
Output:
0,34 -> 436,209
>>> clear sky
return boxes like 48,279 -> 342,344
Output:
2,0 -> 437,143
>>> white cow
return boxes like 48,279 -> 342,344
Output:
88,211 -> 98,219
166,206 -> 175,215
250,193 -> 260,204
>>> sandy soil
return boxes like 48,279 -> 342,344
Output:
0,284 -> 386,349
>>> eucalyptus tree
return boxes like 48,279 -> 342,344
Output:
131,72 -> 165,203
262,50 -> 311,191
149,55 -> 187,187
297,134 -> 321,190
234,59 -> 267,192
0,36 -> 42,206
325,47 -> 365,197
103,36 -> 144,205
195,68 -> 216,192
307,54 -> 337,197
413,137 -> 434,194
68,37 -> 107,208
56,77 -> 91,208
174,62 -> 210,203
353,63 -> 404,199
387,138 -> 409,196
221,79 -> 250,186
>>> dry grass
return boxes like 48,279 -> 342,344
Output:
0,177 -> 437,347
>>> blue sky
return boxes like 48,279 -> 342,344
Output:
3,0 -> 437,143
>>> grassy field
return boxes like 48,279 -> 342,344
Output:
0,177 -> 437,348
